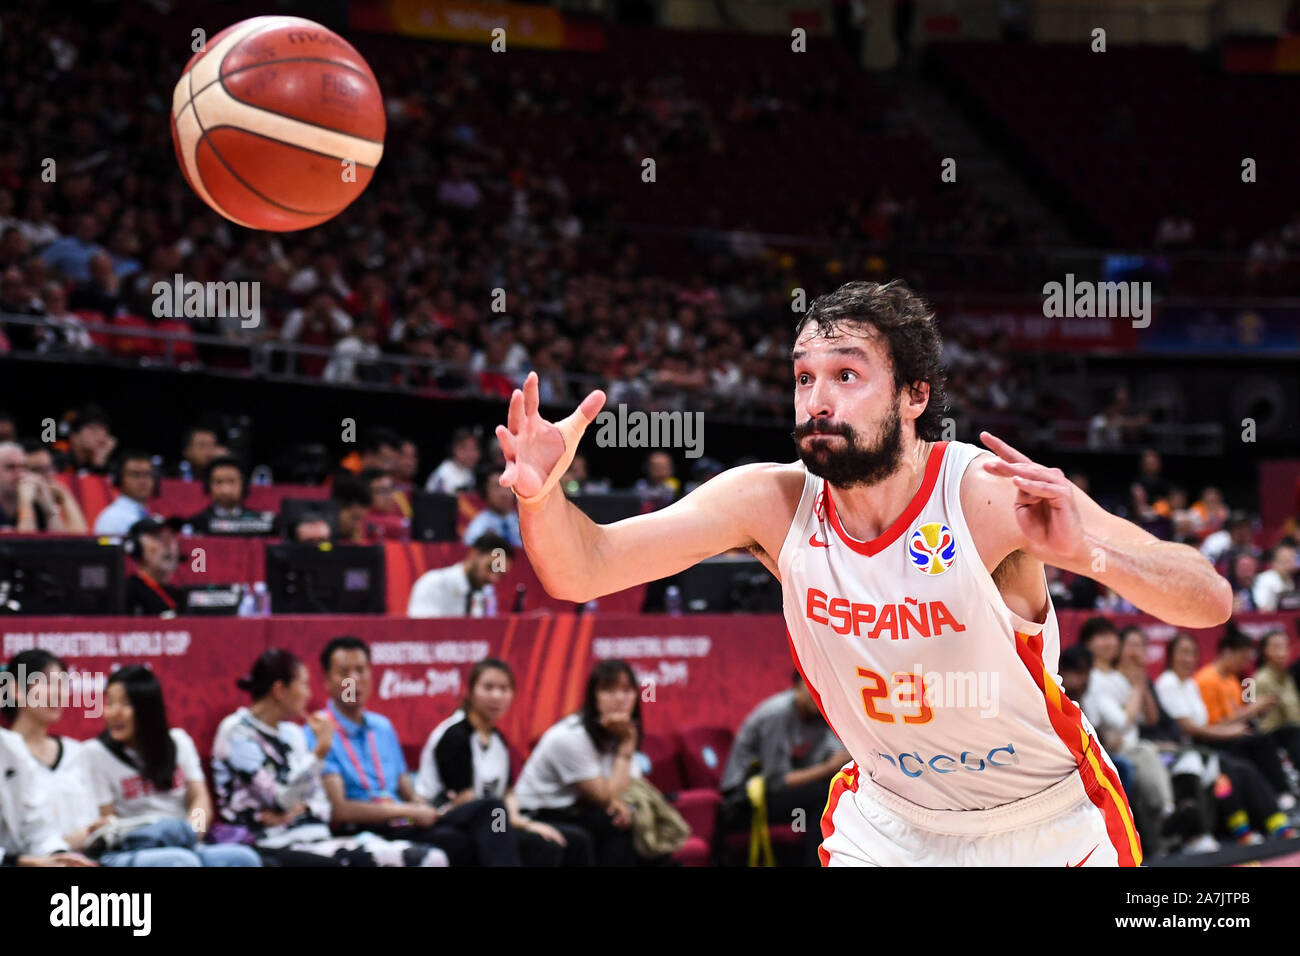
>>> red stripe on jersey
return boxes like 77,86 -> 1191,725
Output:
1014,629 -> 1143,866
819,763 -> 860,867
824,441 -> 949,556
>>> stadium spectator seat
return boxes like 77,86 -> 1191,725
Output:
932,44 -> 1300,256
638,732 -> 685,793
108,314 -> 159,359
677,726 -> 734,790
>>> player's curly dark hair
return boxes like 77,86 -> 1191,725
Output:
793,280 -> 949,441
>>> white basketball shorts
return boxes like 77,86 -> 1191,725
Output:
819,762 -> 1143,866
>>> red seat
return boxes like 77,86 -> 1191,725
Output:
156,318 -> 199,363
402,743 -> 422,771
109,314 -> 158,358
639,732 -> 685,793
677,726 -> 733,790
73,309 -> 111,348
670,788 -> 722,866
638,734 -> 720,866
672,835 -> 712,867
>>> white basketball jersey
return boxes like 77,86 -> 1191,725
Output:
779,440 -> 1105,811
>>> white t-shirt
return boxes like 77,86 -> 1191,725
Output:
0,727 -> 68,862
1153,671 -> 1209,729
85,728 -> 204,820
1252,569 -> 1294,612
1082,668 -> 1138,751
407,563 -> 472,618
1199,530 -> 1233,563
424,459 -> 475,494
30,736 -> 100,838
514,714 -> 640,812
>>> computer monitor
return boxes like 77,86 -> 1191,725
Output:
264,542 -> 386,614
411,492 -> 459,542
642,555 -> 780,613
0,538 -> 125,615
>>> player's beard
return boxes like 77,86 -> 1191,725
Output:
792,398 -> 903,489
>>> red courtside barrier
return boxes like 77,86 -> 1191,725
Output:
1,612 -> 1296,760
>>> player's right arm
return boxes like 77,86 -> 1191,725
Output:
496,373 -> 792,603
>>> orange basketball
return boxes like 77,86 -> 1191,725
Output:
170,16 -> 385,232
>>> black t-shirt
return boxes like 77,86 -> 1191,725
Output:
124,574 -> 184,616
1135,474 -> 1170,503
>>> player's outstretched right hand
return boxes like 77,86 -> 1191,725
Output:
496,371 -> 605,502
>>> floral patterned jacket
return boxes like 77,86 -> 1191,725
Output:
211,708 -> 333,847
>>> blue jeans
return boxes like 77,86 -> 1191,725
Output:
99,820 -> 261,867
101,844 -> 262,867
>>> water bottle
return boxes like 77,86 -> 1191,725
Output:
483,584 -> 498,617
236,583 -> 256,617
179,460 -> 193,482
665,584 -> 682,616
252,581 -> 270,616
512,583 -> 526,612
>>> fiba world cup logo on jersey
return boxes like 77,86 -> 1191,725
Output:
908,522 -> 957,575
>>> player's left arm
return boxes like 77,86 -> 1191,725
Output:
970,431 -> 1232,628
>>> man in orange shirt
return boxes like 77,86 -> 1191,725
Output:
1194,630 -> 1273,724
1195,629 -> 1297,806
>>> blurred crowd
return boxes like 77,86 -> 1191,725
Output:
1,4 -> 1284,440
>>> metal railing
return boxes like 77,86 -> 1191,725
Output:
0,311 -> 793,424
1,309 -> 1235,456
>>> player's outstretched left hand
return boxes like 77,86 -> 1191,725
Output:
978,431 -> 1087,565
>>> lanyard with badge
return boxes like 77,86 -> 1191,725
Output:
326,706 -> 408,825
325,707 -> 384,796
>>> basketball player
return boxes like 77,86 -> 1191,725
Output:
495,281 -> 1232,866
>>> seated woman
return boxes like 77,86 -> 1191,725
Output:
1077,618 -> 1176,846
84,666 -> 262,867
1253,629 -> 1300,773
514,659 -> 668,866
1117,629 -> 1218,853
416,658 -> 589,866
212,648 -> 439,866
0,654 -> 95,868
2,650 -> 105,855
1154,633 -> 1295,845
